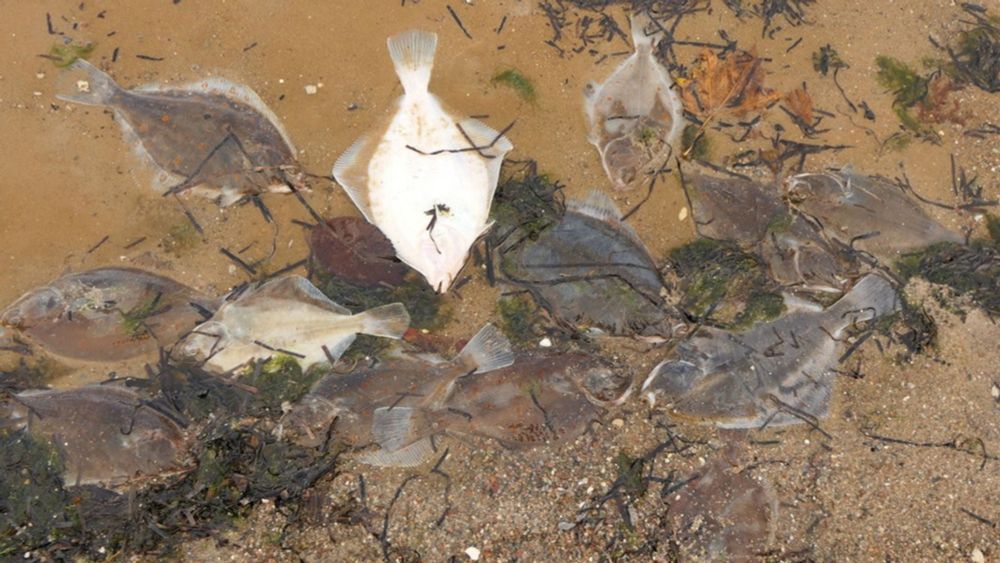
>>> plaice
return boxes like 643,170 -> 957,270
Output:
333,30 -> 513,293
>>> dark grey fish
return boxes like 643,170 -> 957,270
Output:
1,268 -> 219,362
681,163 -> 858,293
783,167 -> 964,263
502,191 -> 678,338
282,324 -> 515,467
2,385 -> 187,486
440,351 -> 629,448
642,274 -> 899,428
57,60 -> 301,206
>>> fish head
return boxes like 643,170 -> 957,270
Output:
170,321 -> 227,366
601,136 -> 642,188
281,395 -> 339,448
0,287 -> 65,330
572,361 -> 633,406
782,171 -> 847,211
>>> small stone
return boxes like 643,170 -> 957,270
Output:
304,84 -> 318,95
32,91 -> 42,97
465,547 -> 481,561
611,418 -> 625,428
971,548 -> 985,563
76,80 -> 90,93
539,337 -> 552,348
36,72 -> 45,79
991,382 -> 999,401
678,206 -> 688,221
557,521 -> 575,531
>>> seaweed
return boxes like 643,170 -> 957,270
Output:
160,220 -> 202,256
239,354 -> 321,413
875,55 -> 966,136
680,123 -> 711,161
666,239 -> 784,328
614,451 -> 647,499
895,241 -> 1000,318
491,69 -> 537,104
0,430 -> 69,556
497,293 -> 541,346
934,4 -> 1000,93
725,0 -> 816,38
812,44 -> 847,76
489,160 -> 565,246
47,41 -> 95,68
317,273 -> 449,331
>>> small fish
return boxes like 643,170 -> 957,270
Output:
665,449 -> 777,560
57,59 -> 301,206
333,30 -> 513,292
0,267 -> 219,362
643,274 -> 899,428
681,164 -> 858,293
783,167 -> 964,263
308,217 -> 410,288
584,13 -> 685,190
173,275 -> 410,373
2,385 -> 187,486
282,324 -> 515,467
502,191 -> 679,338
441,352 -> 630,448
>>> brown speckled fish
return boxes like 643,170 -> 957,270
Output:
1,385 -> 187,486
0,267 -> 218,362
57,59 -> 301,206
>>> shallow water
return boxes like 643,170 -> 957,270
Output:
2,0 -> 999,560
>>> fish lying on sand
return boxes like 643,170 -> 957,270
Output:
1,385 -> 187,486
282,324 -> 515,466
173,275 -> 409,373
584,13 -> 685,190
57,59 -> 301,206
502,190 -> 680,338
0,267 -> 218,362
333,30 -> 513,292
643,274 -> 899,428
783,167 -> 964,263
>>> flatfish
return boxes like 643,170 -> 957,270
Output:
173,275 -> 409,373
0,267 -> 218,362
584,13 -> 685,190
642,274 -> 899,428
307,217 -> 409,287
333,30 -> 513,292
502,191 -> 678,338
2,385 -> 187,486
282,324 -> 515,467
441,352 -> 629,448
57,59 -> 300,206
783,167 -> 964,263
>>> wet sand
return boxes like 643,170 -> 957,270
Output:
1,0 -> 998,560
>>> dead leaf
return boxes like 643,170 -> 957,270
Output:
917,75 -> 967,126
784,87 -> 814,123
680,49 -> 782,120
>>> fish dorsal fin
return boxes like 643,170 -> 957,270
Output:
243,275 -> 352,315
332,133 -> 376,222
387,30 -> 438,95
458,118 -> 514,203
568,190 -> 646,246
358,437 -> 436,467
454,323 -> 515,374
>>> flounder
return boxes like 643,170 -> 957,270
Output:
333,30 -> 513,292
57,59 -> 300,206
173,275 -> 409,373
584,13 -> 685,190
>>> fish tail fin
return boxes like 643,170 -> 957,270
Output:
387,30 -> 437,95
827,274 -> 899,327
455,323 -> 515,374
629,11 -> 656,50
356,302 -> 410,339
55,59 -> 122,106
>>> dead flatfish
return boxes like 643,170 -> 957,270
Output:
503,190 -> 677,338
642,274 -> 899,428
57,59 -> 300,206
282,324 -> 514,467
681,164 -> 857,293
333,30 -> 513,292
584,13 -> 685,190
173,275 -> 410,373
308,217 -> 409,287
2,385 -> 187,486
783,167 -> 964,263
441,352 -> 630,448
665,453 -> 777,561
0,267 -> 218,362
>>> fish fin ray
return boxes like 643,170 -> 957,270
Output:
371,406 -> 427,451
358,437 -> 436,467
387,30 -> 438,95
55,59 -> 121,106
455,323 -> 515,374
332,134 -> 375,222
357,302 -> 410,339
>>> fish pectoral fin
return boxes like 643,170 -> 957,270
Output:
332,133 -> 376,222
455,323 -> 515,374
358,437 -> 436,467
371,406 -> 420,451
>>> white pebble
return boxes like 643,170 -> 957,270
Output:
539,337 -> 552,348
304,84 -> 318,95
36,72 -> 45,79
465,546 -> 481,561
678,207 -> 688,221
77,80 -> 90,93
611,418 -> 625,428
971,548 -> 985,563
991,382 -> 999,400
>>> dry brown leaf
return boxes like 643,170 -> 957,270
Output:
784,87 -> 814,124
680,49 -> 782,120
917,75 -> 968,126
